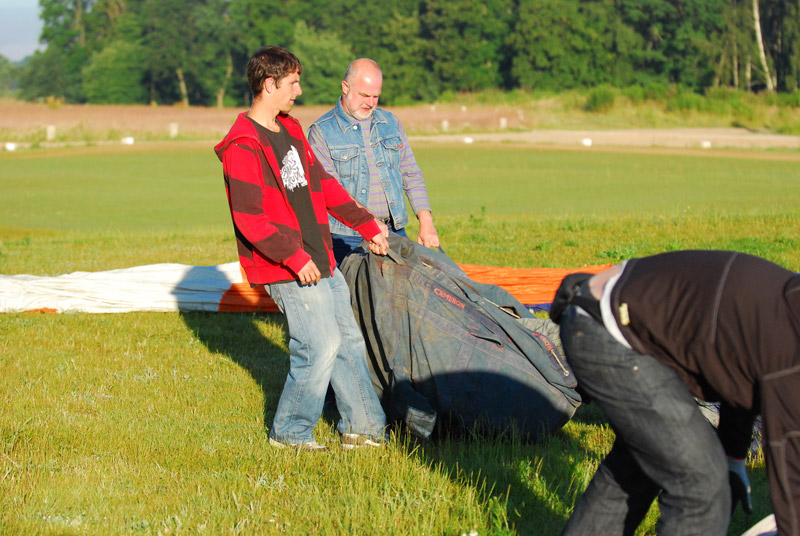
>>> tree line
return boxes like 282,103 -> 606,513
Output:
3,0 -> 799,107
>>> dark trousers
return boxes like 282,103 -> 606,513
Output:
559,307 -> 730,536
331,227 -> 408,266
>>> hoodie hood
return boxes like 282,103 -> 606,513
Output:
214,112 -> 258,162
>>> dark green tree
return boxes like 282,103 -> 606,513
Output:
18,46 -> 88,101
227,0 -> 295,53
224,0 -> 298,105
297,0 -> 434,103
140,0 -> 207,105
420,0 -> 514,92
713,0 -> 751,89
0,55 -> 22,96
24,0 -> 93,101
290,21 -> 352,105
616,0 -> 726,90
760,0 -> 800,91
193,0 -> 239,107
299,0 -> 414,53
82,41 -> 147,103
87,0 -> 144,46
368,10 -> 439,104
40,0 -> 89,49
507,0 -> 641,90
16,0 -> 800,105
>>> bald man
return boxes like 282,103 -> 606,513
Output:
308,58 -> 439,264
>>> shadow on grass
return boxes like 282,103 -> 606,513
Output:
411,416 -> 596,536
386,376 -> 605,536
414,398 -> 771,536
172,268 -> 368,438
173,265 -> 289,432
180,309 -> 289,431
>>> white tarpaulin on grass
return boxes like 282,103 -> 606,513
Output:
0,262 -> 276,313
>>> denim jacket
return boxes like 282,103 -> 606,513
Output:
308,100 -> 418,237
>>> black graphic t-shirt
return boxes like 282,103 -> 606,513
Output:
248,117 -> 329,279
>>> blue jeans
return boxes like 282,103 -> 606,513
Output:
266,268 -> 386,444
332,227 -> 408,265
559,307 -> 730,536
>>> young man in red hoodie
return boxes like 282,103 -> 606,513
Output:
215,46 -> 389,450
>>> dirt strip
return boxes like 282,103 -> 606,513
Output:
411,128 -> 800,150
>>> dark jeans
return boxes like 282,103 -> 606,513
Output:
559,307 -> 730,536
331,227 -> 408,266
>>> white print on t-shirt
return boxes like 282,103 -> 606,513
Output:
281,146 -> 307,191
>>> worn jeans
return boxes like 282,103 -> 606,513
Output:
559,307 -> 730,536
266,268 -> 386,444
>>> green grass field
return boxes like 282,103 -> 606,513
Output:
1,141 -> 798,535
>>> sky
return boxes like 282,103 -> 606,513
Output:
0,0 -> 43,62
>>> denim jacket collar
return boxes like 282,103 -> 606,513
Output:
333,98 -> 388,133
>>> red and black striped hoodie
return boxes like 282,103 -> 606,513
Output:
214,112 -> 380,284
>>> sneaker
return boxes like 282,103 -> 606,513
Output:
269,437 -> 328,451
341,433 -> 383,449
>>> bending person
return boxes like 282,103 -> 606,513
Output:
551,250 -> 799,536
